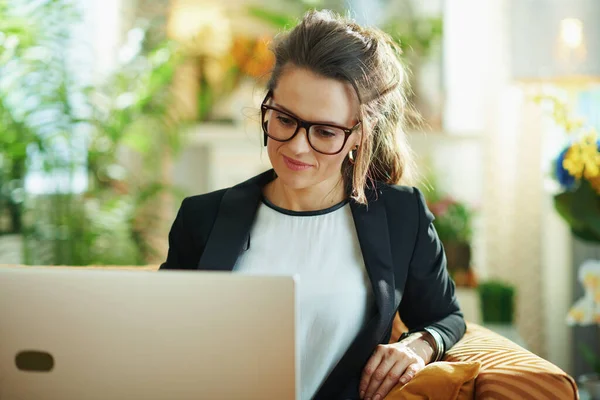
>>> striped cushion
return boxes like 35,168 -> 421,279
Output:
444,323 -> 578,399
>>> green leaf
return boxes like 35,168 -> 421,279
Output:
247,6 -> 297,29
121,125 -> 152,154
198,78 -> 213,121
554,181 -> 600,243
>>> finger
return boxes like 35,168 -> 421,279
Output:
398,362 -> 423,386
359,347 -> 385,398
370,361 -> 409,400
363,354 -> 398,400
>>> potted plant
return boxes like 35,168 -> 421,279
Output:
425,182 -> 476,287
478,280 -> 515,325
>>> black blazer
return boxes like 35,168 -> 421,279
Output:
160,169 -> 466,400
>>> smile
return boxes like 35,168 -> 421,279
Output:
282,155 -> 313,171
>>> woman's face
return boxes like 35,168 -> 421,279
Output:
265,66 -> 361,192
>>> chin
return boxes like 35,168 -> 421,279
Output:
273,163 -> 317,190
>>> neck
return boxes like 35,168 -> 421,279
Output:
265,175 -> 347,212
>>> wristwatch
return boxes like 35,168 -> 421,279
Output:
399,327 -> 445,362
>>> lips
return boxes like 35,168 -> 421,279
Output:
282,155 -> 313,171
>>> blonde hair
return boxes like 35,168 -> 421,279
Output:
267,10 -> 417,204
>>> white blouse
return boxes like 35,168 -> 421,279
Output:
234,198 -> 375,400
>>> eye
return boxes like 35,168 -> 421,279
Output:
275,114 -> 295,127
315,127 -> 338,138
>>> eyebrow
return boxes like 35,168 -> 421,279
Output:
271,99 -> 354,127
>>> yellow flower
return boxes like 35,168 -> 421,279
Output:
563,129 -> 600,181
563,146 -> 584,179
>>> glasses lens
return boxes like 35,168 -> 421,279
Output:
309,125 -> 346,154
264,109 -> 298,141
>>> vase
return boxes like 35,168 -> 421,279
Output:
444,241 -> 472,271
580,373 -> 600,400
572,238 -> 600,378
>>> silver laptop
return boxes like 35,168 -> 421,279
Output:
0,267 -> 298,400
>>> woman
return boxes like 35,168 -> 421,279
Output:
161,10 -> 465,400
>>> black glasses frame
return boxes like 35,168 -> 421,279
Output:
260,92 -> 361,155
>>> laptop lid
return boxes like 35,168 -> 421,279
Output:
0,267 -> 298,400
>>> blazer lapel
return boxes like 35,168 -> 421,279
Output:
350,193 -> 396,323
197,170 -> 275,271
314,189 -> 396,399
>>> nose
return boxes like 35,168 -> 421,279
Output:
287,127 -> 312,154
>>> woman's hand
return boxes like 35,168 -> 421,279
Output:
359,332 -> 434,400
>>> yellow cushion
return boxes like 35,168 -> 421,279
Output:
384,361 -> 480,400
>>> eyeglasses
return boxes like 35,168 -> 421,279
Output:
260,92 -> 361,155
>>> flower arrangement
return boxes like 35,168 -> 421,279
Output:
537,95 -> 600,243
168,4 -> 275,123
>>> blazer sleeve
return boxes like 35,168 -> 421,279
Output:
160,197 -> 200,270
397,187 -> 466,356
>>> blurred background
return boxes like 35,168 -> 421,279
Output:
1,0 -> 599,384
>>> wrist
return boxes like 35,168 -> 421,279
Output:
399,331 -> 435,364
399,328 -> 444,363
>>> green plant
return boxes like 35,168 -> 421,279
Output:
423,176 -> 474,244
1,0 -> 186,265
81,27 -> 185,264
0,0 -> 51,234
380,2 -> 443,61
478,280 -> 515,324
247,0 -> 443,61
428,198 -> 473,244
426,189 -> 475,285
